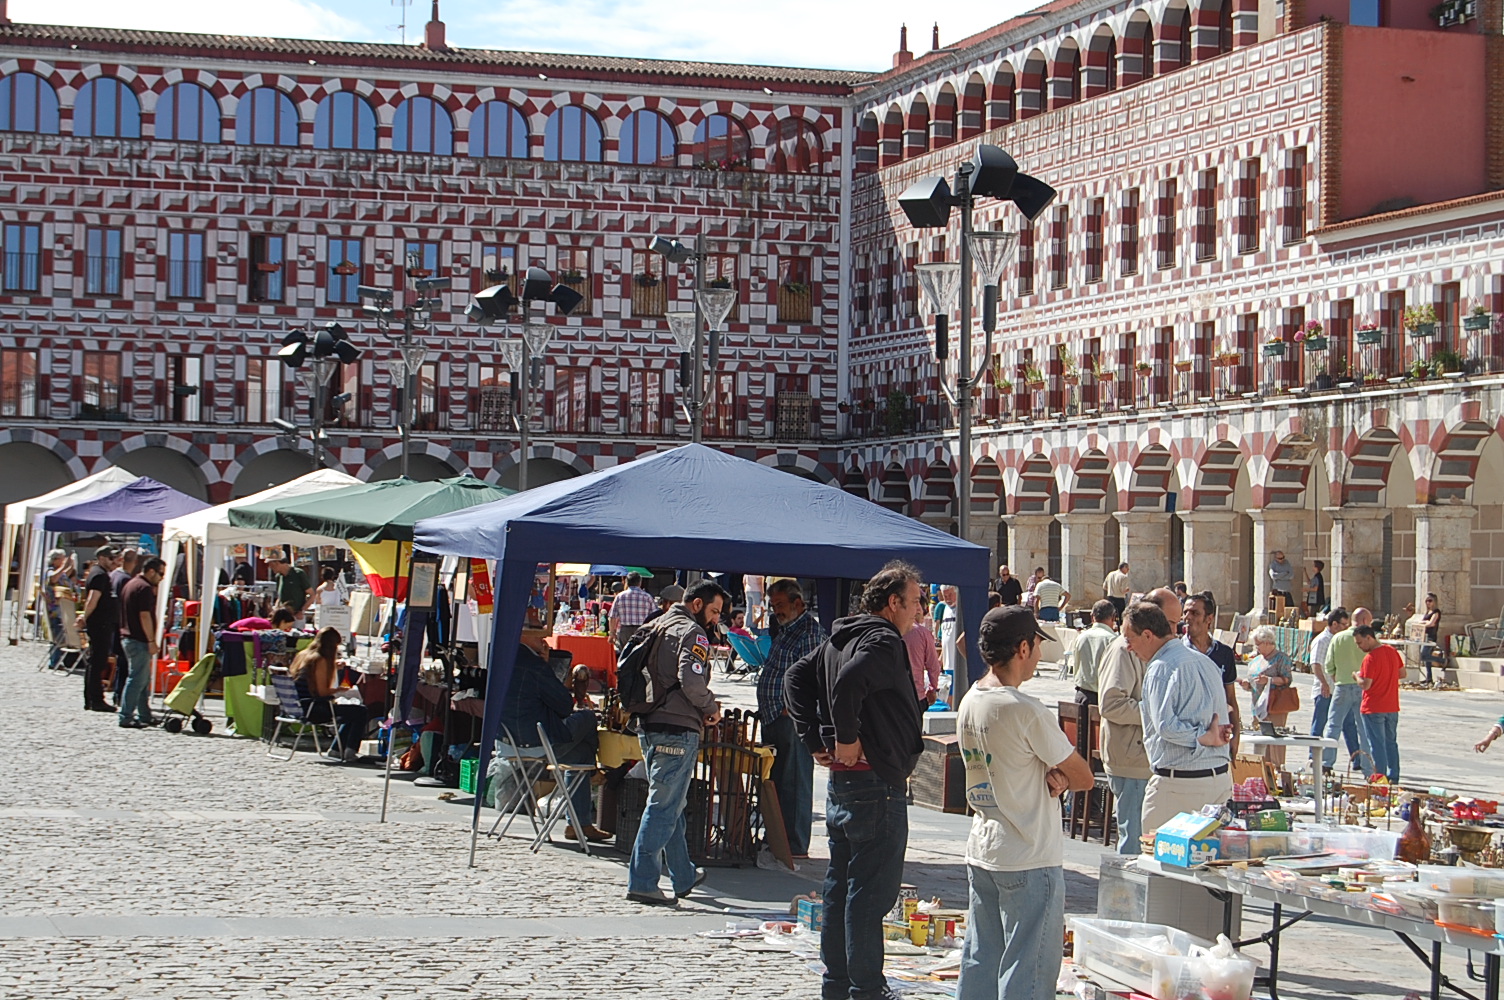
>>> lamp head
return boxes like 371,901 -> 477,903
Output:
547,282 -> 585,316
356,285 -> 393,305
521,266 -> 554,302
650,236 -> 696,264
276,330 -> 308,368
272,417 -> 299,434
414,276 -> 451,294
1006,172 -> 1058,222
897,175 -> 953,229
172,385 -> 198,398
969,145 -> 1020,200
471,283 -> 518,321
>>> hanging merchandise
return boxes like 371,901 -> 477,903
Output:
471,559 -> 494,615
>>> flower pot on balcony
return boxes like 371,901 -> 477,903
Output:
1464,314 -> 1493,331
1026,380 -> 1046,392
1174,360 -> 1194,373
333,261 -> 359,277
1262,342 -> 1287,357
1064,374 -> 1080,386
837,402 -> 851,413
1310,374 -> 1334,390
1303,335 -> 1329,352
1409,322 -> 1436,339
1356,328 -> 1383,345
1096,371 -> 1115,383
255,262 -> 283,273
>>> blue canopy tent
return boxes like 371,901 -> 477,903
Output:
412,444 -> 990,864
43,477 -> 211,533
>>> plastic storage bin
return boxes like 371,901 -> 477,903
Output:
1436,897 -> 1502,935
1417,867 -> 1504,897
1371,884 -> 1448,921
1218,831 -> 1293,861
1072,918 -> 1257,1000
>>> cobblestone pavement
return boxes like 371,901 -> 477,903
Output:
8,638 -> 1504,999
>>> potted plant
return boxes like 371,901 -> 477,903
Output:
884,388 -> 908,435
1464,304 -> 1493,331
1024,364 -> 1046,391
1092,358 -> 1115,382
333,260 -> 359,277
1408,356 -> 1434,381
255,261 -> 283,273
782,280 -> 809,295
1404,304 -> 1438,338
1174,358 -> 1194,373
708,276 -> 733,290
1134,360 -> 1154,378
1302,319 -> 1328,352
1262,335 -> 1286,358
1433,347 -> 1467,374
560,269 -> 586,284
1059,346 -> 1080,385
837,401 -> 851,413
996,377 -> 1014,395
1309,360 -> 1333,391
1356,316 -> 1383,346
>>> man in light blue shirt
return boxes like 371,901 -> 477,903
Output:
1124,601 -> 1233,835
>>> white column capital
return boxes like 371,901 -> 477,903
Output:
1408,503 -> 1477,522
1323,505 -> 1389,522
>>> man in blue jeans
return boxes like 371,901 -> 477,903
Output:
756,579 -> 828,858
117,557 -> 165,729
786,562 -> 925,1000
626,580 -> 727,907
1323,608 -> 1373,772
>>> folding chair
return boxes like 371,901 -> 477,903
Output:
266,672 -> 341,761
486,724 -> 551,841
531,722 -> 600,855
725,632 -> 770,676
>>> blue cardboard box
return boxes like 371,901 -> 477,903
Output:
1153,812 -> 1222,867
798,897 -> 824,932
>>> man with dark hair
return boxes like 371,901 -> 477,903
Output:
626,578 -> 726,908
117,556 -> 166,729
1125,601 -> 1233,836
786,561 -> 924,1000
757,578 -> 828,859
1355,624 -> 1403,782
1182,592 -> 1240,755
1308,608 -> 1350,740
78,545 -> 121,713
1103,561 -> 1132,618
608,570 -> 655,648
993,565 -> 1023,607
268,553 -> 313,618
1098,588 -> 1181,853
108,547 -> 139,708
1071,600 -> 1118,706
987,591 -> 1003,610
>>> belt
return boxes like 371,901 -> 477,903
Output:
1153,764 -> 1229,779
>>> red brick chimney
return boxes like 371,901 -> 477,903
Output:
932,22 -> 940,50
422,0 -> 447,50
893,24 -> 913,68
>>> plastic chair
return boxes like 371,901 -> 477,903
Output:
531,722 -> 600,855
266,672 -> 341,761
485,724 -> 551,841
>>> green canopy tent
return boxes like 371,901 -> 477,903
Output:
227,475 -> 514,817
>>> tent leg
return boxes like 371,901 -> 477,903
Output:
380,720 -> 395,823
379,542 -> 409,825
468,807 -> 481,868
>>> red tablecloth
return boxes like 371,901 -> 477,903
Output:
547,632 -> 617,687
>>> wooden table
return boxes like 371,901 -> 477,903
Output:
547,632 -> 617,687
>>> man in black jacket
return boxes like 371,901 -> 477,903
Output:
786,562 -> 924,1000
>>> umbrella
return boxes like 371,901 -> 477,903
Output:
226,475 -> 512,544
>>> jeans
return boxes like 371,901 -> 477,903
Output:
822,771 -> 909,1000
762,714 -> 814,856
303,699 -> 368,755
958,865 -> 1065,1000
118,637 -> 154,725
551,711 -> 601,827
84,627 -> 114,708
627,730 -> 700,896
1322,683 -> 1370,770
1309,690 -> 1331,737
1107,775 -> 1148,855
1362,712 -> 1400,782
1037,606 -> 1060,622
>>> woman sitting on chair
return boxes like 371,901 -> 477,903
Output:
288,626 -> 366,762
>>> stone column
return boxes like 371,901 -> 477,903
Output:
1057,513 -> 1108,606
1325,506 -> 1389,612
1178,510 -> 1239,602
964,514 -> 1002,568
1412,504 -> 1476,640
1114,511 -> 1172,593
1245,508 -> 1307,614
1002,513 -> 1055,578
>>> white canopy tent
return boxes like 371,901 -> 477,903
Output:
2,466 -> 139,641
157,468 -> 362,655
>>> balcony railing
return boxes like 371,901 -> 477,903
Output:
3,251 -> 40,293
772,392 -> 813,441
84,255 -> 122,296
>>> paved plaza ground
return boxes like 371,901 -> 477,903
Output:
5,638 -> 1504,999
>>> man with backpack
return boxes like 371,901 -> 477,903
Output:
785,562 -> 925,1000
623,579 -> 727,907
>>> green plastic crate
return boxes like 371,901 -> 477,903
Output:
460,758 -> 478,794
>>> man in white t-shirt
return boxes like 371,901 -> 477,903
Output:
957,606 -> 1094,1000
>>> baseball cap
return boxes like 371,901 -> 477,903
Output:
95,544 -> 120,560
659,584 -> 685,603
979,605 -> 1051,648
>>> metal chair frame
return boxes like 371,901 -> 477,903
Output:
266,672 -> 341,761
531,722 -> 599,855
485,724 -> 551,841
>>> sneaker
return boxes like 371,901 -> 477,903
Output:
675,868 -> 708,899
626,889 -> 679,908
118,720 -> 145,729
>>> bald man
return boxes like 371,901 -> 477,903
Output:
1098,587 -> 1182,854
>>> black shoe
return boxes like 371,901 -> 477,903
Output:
87,704 -> 114,713
625,890 -> 679,908
118,720 -> 145,729
675,868 -> 708,899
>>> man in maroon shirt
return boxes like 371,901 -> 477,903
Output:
1355,625 -> 1403,783
117,557 -> 166,729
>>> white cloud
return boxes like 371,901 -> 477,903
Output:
10,0 -> 371,42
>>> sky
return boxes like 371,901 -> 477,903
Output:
8,0 -> 1041,71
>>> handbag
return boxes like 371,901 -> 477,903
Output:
1268,683 -> 1301,716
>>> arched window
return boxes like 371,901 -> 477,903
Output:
74,78 -> 141,139
313,91 -> 376,150
235,87 -> 298,146
618,108 -> 676,166
543,105 -> 602,162
156,82 -> 221,143
468,100 -> 528,158
0,72 -> 59,134
770,118 -> 821,173
693,113 -> 750,169
392,96 -> 453,155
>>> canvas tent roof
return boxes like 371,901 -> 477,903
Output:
43,477 -> 211,533
163,468 -> 363,549
227,475 -> 512,544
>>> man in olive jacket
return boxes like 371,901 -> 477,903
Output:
786,562 -> 924,1000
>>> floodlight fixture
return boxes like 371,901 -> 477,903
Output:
897,175 -> 953,229
650,236 -> 696,264
272,417 -> 299,434
277,330 -> 309,368
357,285 -> 393,304
172,385 -> 198,398
414,276 -> 452,294
547,282 -> 585,316
521,266 -> 554,302
471,283 -> 519,322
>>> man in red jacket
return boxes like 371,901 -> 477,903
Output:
786,561 -> 924,1000
1355,625 -> 1403,783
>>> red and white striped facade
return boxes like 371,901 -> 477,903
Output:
3,2 -> 1504,631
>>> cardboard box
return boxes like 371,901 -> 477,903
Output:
798,897 -> 824,933
1245,809 -> 1291,831
1154,812 -> 1222,867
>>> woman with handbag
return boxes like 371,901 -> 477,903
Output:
1240,626 -> 1297,767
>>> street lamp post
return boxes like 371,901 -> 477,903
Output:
359,256 -> 450,479
899,145 -> 1056,545
467,267 -> 583,489
652,235 -> 736,443
276,322 -> 360,470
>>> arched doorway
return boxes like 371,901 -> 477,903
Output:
0,442 -> 72,507
116,446 -> 210,500
371,453 -> 461,483
232,449 -> 317,499
495,457 -> 581,491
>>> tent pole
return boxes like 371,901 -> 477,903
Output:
379,540 -> 408,824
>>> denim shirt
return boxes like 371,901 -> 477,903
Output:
1140,639 -> 1232,772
